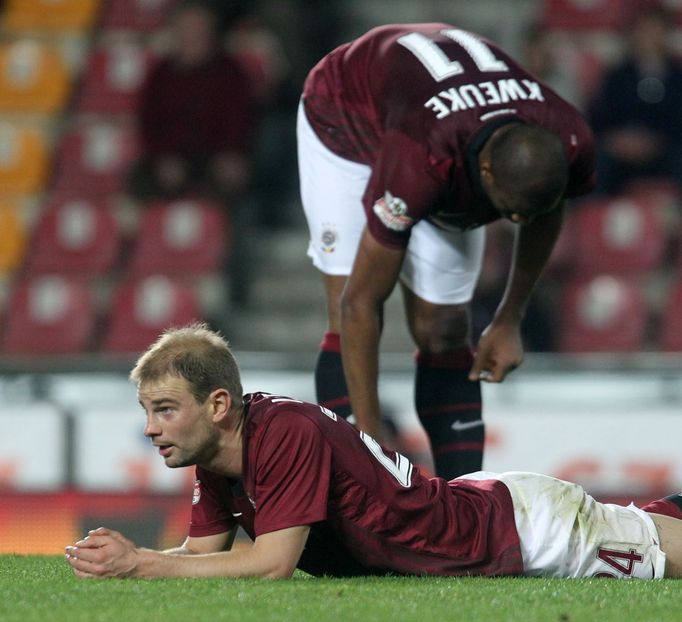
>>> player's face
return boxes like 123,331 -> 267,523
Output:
483,178 -> 558,225
138,375 -> 219,469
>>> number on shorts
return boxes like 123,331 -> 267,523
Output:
594,547 -> 644,578
397,29 -> 509,82
360,431 -> 413,488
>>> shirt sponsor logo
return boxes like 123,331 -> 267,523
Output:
192,479 -> 201,505
424,78 -> 544,119
372,191 -> 414,232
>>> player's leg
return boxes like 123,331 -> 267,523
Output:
315,274 -> 352,419
297,101 -> 369,421
497,472 -> 667,579
647,513 -> 682,578
400,222 -> 486,480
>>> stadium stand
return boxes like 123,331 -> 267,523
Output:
98,0 -> 178,32
0,122 -> 49,194
0,39 -> 71,114
75,40 -> 153,116
1,0 -> 101,32
23,197 -> 121,278
50,121 -> 139,195
0,275 -> 96,355
659,280 -> 682,351
539,0 -> 638,31
0,200 -> 27,276
127,198 -> 229,278
556,274 -> 649,353
563,195 -> 668,276
101,275 -> 202,353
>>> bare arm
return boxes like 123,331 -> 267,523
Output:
340,227 -> 405,439
65,525 -> 310,580
469,203 -> 564,382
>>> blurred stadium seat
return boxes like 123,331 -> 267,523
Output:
128,198 -> 229,277
540,0 -> 638,30
0,40 -> 71,114
564,195 -> 667,276
557,275 -> 648,352
51,121 -> 138,194
24,197 -> 121,277
659,281 -> 682,352
101,275 -> 201,353
0,200 -> 27,275
0,122 -> 49,194
99,0 -> 178,32
0,275 -> 96,354
75,41 -> 153,116
1,0 -> 101,32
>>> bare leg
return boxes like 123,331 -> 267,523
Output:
648,513 -> 682,578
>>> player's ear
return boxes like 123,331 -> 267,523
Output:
209,388 -> 232,423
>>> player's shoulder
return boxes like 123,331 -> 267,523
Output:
244,392 -> 325,426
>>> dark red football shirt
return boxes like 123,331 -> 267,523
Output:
302,23 -> 596,248
189,392 -> 523,577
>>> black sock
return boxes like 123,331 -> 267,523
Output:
415,349 -> 483,480
315,332 -> 352,420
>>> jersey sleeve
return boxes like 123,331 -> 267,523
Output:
364,129 -> 444,248
189,466 -> 236,538
252,412 -> 332,536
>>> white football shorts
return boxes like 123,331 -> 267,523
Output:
458,471 -> 666,579
296,102 -> 486,305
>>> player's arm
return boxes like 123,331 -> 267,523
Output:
160,529 -> 237,555
470,202 -> 564,382
65,525 -> 310,579
340,227 -> 405,439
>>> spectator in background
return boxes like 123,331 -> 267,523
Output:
128,0 -> 262,306
588,3 -> 682,196
521,23 -> 585,110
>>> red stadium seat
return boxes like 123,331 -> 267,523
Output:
101,275 -> 202,353
557,275 -> 648,352
76,41 -> 154,115
24,197 -> 121,277
51,122 -> 139,195
659,281 -> 682,352
128,198 -> 229,277
99,0 -> 178,32
0,275 -> 95,355
540,0 -> 638,30
565,195 -> 667,276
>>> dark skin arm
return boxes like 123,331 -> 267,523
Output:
340,228 -> 406,439
469,202 -> 565,381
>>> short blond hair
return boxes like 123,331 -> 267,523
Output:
130,322 -> 243,407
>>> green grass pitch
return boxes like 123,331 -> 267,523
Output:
2,554 -> 681,622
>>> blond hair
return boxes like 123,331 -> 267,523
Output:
130,322 -> 243,407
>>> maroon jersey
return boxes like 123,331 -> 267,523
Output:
302,23 -> 596,248
189,392 -> 523,577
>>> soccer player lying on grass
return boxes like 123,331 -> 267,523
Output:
65,323 -> 682,580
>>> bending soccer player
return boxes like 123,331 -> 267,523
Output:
297,23 -> 596,479
66,324 -> 682,580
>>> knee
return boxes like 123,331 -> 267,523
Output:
409,305 -> 470,353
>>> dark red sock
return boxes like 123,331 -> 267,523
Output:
315,332 -> 352,420
415,348 -> 483,480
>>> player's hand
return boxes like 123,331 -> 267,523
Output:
65,527 -> 139,579
468,320 -> 524,383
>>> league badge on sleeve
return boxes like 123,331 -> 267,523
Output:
373,191 -> 414,232
192,479 -> 201,505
